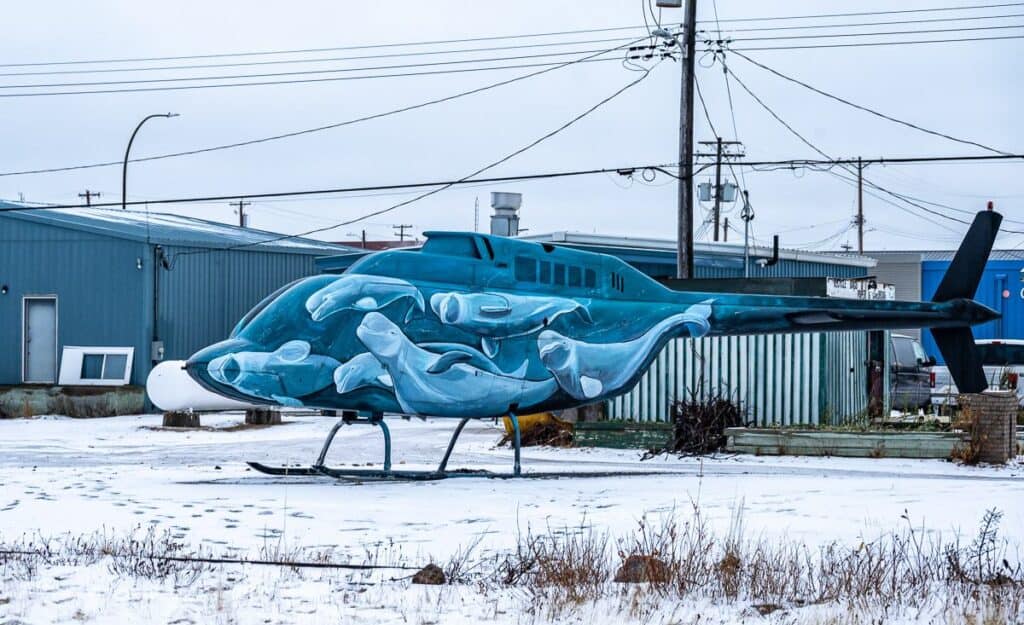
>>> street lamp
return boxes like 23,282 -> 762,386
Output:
122,113 -> 178,211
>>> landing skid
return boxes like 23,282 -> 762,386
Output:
247,462 -> 679,481
248,412 -> 524,480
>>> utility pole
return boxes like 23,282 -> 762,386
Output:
474,196 -> 480,233
856,157 -> 865,254
741,190 -> 754,278
723,217 -> 729,242
229,199 -> 251,228
393,224 -> 413,242
78,190 -> 101,207
675,0 -> 697,278
697,138 -> 744,241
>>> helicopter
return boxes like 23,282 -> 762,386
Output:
182,208 -> 1002,479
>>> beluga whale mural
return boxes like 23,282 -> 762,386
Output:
179,210 -> 1003,479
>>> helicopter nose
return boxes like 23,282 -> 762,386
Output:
185,338 -> 253,390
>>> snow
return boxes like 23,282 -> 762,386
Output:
1,413 -> 1022,624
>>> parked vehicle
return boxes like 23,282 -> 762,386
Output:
931,339 -> 1024,407
890,333 -> 936,411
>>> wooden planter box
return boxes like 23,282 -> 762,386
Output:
574,421 -> 673,450
724,427 -> 968,459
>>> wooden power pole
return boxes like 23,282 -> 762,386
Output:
675,0 -> 697,278
856,157 -> 865,253
78,190 -> 101,207
393,224 -> 413,242
230,199 -> 251,228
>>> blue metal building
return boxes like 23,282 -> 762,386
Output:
920,250 -> 1024,363
0,202 -> 353,387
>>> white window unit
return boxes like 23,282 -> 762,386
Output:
58,347 -> 134,386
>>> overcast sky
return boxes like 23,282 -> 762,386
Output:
0,1 -> 1020,251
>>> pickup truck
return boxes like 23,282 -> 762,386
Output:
930,339 -> 1024,407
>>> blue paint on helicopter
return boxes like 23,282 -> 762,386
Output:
356,312 -> 553,418
207,339 -> 340,407
429,291 -> 592,357
306,274 -> 425,322
186,213 -> 1003,418
537,300 -> 713,400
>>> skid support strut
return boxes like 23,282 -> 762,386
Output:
314,412 -> 391,472
249,412 -> 537,480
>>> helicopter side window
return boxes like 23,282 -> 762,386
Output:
539,261 -> 552,284
568,266 -> 582,287
584,269 -> 596,288
553,263 -> 566,286
514,256 -> 538,282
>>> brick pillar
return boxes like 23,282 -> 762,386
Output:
960,390 -> 1016,464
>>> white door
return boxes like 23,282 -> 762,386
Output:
24,297 -> 57,383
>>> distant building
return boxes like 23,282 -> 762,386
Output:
0,203 -> 355,387
331,239 -> 419,251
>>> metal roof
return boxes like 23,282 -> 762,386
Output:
919,249 -> 1024,262
0,201 -> 356,255
520,231 -> 877,268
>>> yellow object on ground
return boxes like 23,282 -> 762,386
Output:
503,412 -> 560,436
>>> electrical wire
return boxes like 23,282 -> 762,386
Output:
0,37 -> 653,178
173,58 -> 663,254
699,11 -> 1024,33
727,33 -> 1024,51
727,48 -> 1012,155
721,22 -> 1024,43
722,63 -> 1024,237
0,35 -> 646,78
706,2 -> 1024,24
0,47 -> 651,90
0,55 -> 631,98
0,25 -> 658,69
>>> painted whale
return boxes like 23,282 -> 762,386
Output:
207,340 -> 341,407
429,291 -> 592,357
536,302 -> 714,401
356,312 -> 556,418
305,274 -> 425,322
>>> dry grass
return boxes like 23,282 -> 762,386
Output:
2,507 -> 1022,622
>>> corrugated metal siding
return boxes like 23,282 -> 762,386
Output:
158,246 -> 320,363
607,331 -> 868,425
0,217 -> 150,385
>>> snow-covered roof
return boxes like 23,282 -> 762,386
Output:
0,201 -> 356,255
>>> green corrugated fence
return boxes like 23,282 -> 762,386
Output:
606,331 -> 869,426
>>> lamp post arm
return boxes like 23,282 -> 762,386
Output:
122,113 -> 176,211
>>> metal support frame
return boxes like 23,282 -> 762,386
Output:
249,412 -> 529,480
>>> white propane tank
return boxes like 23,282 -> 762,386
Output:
146,360 -> 256,412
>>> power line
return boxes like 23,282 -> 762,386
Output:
0,38 -> 651,178
721,63 -> 1024,235
700,11 -> 1024,33
707,2 -> 1024,24
727,33 -> 1024,51
1,155 -> 1016,215
0,55 -> 631,99
0,35 -> 646,78
0,46 -> 647,91
728,48 -> 1012,155
722,22 -> 1024,43
0,25 -> 657,69
196,58 -> 662,253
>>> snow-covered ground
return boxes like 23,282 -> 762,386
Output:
1,413 -> 1022,624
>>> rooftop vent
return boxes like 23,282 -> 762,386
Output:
490,191 -> 522,237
